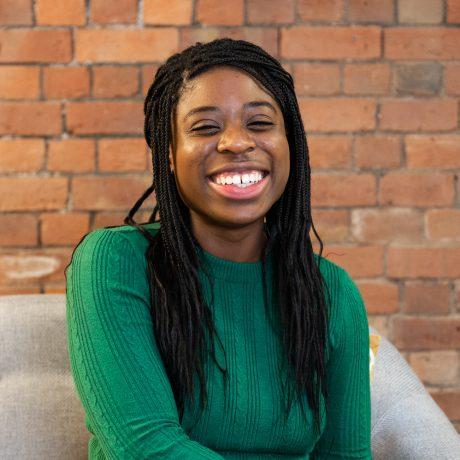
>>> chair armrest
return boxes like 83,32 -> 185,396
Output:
370,331 -> 460,459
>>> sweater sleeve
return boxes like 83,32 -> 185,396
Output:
65,229 -> 224,460
310,268 -> 372,459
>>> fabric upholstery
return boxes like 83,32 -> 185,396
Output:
0,294 -> 459,459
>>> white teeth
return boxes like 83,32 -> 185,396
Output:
214,171 -> 264,186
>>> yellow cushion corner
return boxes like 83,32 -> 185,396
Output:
369,333 -> 381,383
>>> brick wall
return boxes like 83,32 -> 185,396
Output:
0,0 -> 459,431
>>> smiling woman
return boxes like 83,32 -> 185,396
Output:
65,38 -> 372,459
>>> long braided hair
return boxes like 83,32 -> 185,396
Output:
123,38 -> 332,438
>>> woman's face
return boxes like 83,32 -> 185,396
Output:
169,65 -> 290,231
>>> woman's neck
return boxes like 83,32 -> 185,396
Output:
190,215 -> 267,263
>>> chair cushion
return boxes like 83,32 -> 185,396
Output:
0,294 -> 89,459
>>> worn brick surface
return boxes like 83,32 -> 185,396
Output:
91,0 -> 137,23
0,139 -> 45,172
398,0 -> 443,24
0,66 -> 40,99
43,67 -> 90,99
348,0 -> 394,23
297,0 -> 344,21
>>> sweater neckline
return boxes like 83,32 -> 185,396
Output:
197,243 -> 273,283
142,221 -> 273,283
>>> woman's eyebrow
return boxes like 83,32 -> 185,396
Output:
183,100 -> 276,122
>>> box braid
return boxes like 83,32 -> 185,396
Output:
122,38 -> 332,438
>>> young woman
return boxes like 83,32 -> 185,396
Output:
66,38 -> 372,459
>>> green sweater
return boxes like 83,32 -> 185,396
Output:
66,222 -> 371,459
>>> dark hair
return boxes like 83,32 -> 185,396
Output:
123,38 -> 331,439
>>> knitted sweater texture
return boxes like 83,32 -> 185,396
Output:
65,222 -> 371,459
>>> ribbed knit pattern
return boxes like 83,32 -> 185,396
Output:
66,222 -> 371,459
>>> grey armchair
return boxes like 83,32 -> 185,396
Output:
1,294 -> 459,459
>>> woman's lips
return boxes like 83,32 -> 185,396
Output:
207,174 -> 270,200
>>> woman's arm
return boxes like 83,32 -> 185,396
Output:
66,229 -> 224,459
310,268 -> 372,459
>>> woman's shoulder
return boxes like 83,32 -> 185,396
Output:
312,252 -> 368,331
69,222 -> 161,273
312,252 -> 354,289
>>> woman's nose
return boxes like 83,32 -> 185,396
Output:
216,124 -> 256,154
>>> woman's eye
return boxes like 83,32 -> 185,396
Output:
193,125 -> 218,131
192,121 -> 273,134
249,121 -> 273,128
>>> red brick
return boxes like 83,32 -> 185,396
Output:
297,0 -> 344,22
0,0 -> 32,24
0,214 -> 38,247
0,177 -> 68,211
144,0 -> 193,25
311,209 -> 349,242
281,26 -> 380,59
0,29 -> 71,63
75,29 -> 179,63
379,99 -> 457,132
408,351 -> 460,385
180,27 -> 278,58
196,0 -> 244,25
40,212 -> 90,246
248,0 -> 295,24
385,28 -> 460,60
48,139 -> 95,173
0,286 -> 40,295
348,0 -> 394,23
36,0 -> 85,25
308,135 -> 351,169
293,63 -> 340,96
445,64 -> 460,95
430,390 -> 460,421
380,172 -> 454,207
447,0 -> 460,22
0,102 -> 61,135
320,245 -> 384,278
300,98 -> 376,132
406,135 -> 460,169
99,138 -> 147,172
0,248 -> 71,285
351,208 -> 423,243
404,282 -> 451,314
93,66 -> 139,98
91,0 -> 137,24
398,0 -> 442,24
344,63 -> 390,95
0,139 -> 44,172
72,176 -> 152,210
426,209 -> 460,241
354,135 -> 401,169
312,173 -> 377,206
141,64 -> 160,97
393,317 -> 460,350
393,63 -> 441,96
356,281 -> 399,314
66,101 -> 143,135
387,247 -> 460,278
0,66 -> 40,99
93,210 -> 154,229
43,66 -> 90,99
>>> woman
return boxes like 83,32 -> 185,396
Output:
66,38 -> 372,459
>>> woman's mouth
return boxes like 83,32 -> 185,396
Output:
207,171 -> 270,200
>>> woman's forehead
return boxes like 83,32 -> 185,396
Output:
176,67 -> 279,115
